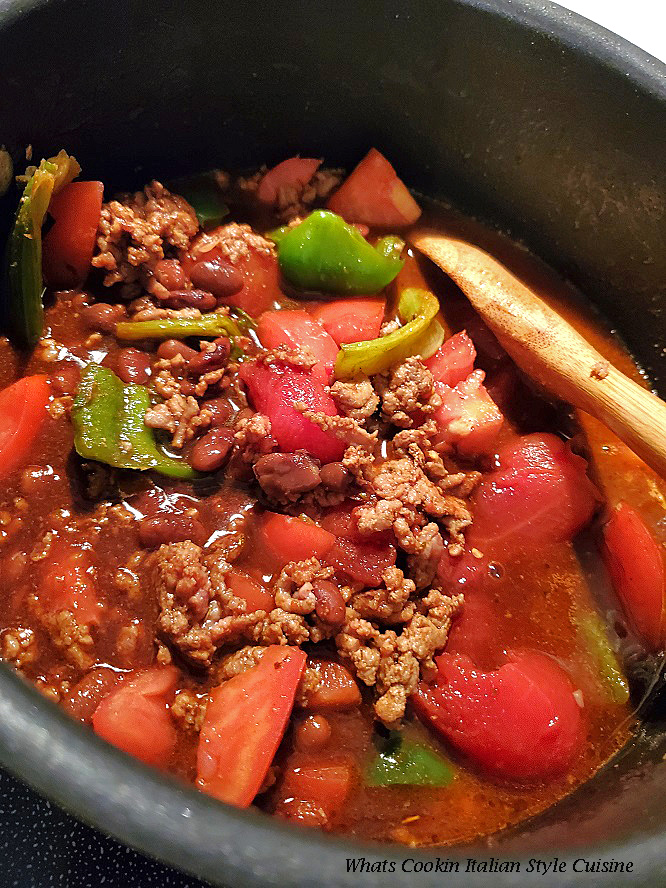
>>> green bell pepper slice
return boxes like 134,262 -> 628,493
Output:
72,363 -> 196,479
574,606 -> 630,705
3,150 -> 80,348
335,287 -> 441,379
277,209 -> 404,295
366,733 -> 455,788
115,312 -> 241,342
169,171 -> 229,228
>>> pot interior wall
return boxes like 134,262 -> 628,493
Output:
0,0 -> 665,866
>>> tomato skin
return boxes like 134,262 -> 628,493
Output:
310,298 -> 385,345
239,361 -> 345,462
426,331 -> 476,387
414,651 -> 583,780
434,370 -> 504,456
226,569 -> 275,612
261,513 -> 336,565
196,645 -> 307,807
602,502 -> 665,650
39,542 -> 102,625
304,660 -> 361,708
92,666 -> 179,768
258,157 -> 321,204
327,148 -> 421,227
471,433 -> 598,549
0,375 -> 50,479
43,181 -> 103,288
257,309 -> 338,383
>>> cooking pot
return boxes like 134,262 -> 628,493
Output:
0,1 -> 664,885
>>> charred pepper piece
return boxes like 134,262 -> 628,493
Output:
3,150 -> 80,347
72,363 -> 196,479
334,287 -> 441,379
277,210 -> 404,294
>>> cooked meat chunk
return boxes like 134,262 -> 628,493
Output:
144,394 -> 212,449
375,357 -> 441,428
92,181 -> 199,297
233,413 -> 276,462
329,378 -> 379,422
189,222 -> 274,265
254,452 -> 321,502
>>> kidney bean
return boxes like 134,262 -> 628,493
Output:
50,362 -> 81,395
186,337 -> 230,376
190,427 -> 235,472
153,258 -> 187,292
294,715 -> 332,752
319,462 -> 350,492
157,339 -> 198,362
312,579 -> 346,627
162,289 -> 217,311
81,302 -> 127,333
116,347 -> 151,385
202,397 -> 232,426
138,513 -> 207,548
189,256 -> 243,299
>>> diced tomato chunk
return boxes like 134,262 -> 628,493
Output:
304,660 -> 361,708
275,759 -> 352,826
310,298 -> 385,345
471,433 -> 598,550
327,148 -> 421,227
445,589 -> 504,670
258,157 -> 322,205
320,504 -> 397,586
414,651 -> 583,780
40,542 -> 103,625
261,513 -> 335,565
239,361 -> 344,462
92,666 -> 179,768
0,375 -> 50,479
257,310 -> 338,383
196,646 -> 306,807
434,369 -> 504,456
226,569 -> 275,612
602,502 -> 665,650
43,181 -> 104,288
426,331 -> 476,387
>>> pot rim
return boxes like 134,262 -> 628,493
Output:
0,1 -> 664,886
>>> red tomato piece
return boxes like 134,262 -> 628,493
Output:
196,646 -> 307,807
304,660 -> 361,708
276,759 -> 352,826
426,331 -> 476,387
602,502 -> 665,650
92,666 -> 179,768
226,569 -> 275,612
414,651 -> 583,780
40,542 -> 103,625
258,157 -> 322,205
43,181 -> 104,288
445,589 -> 504,670
327,148 -> 421,227
471,433 -> 598,550
257,310 -> 338,383
0,375 -> 50,479
261,513 -> 335,565
239,361 -> 345,462
320,504 -> 397,586
310,298 -> 385,345
434,369 -> 504,456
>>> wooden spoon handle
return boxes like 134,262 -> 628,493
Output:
412,231 -> 666,478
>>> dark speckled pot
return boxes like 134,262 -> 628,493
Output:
0,1 -> 665,886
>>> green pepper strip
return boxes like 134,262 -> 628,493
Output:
366,733 -> 455,788
265,224 -> 291,246
277,209 -> 404,295
115,313 -> 241,341
335,287 -> 440,379
4,150 -> 80,348
574,606 -> 630,704
72,363 -> 197,479
169,171 -> 229,228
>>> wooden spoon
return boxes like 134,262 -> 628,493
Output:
411,230 -> 666,479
